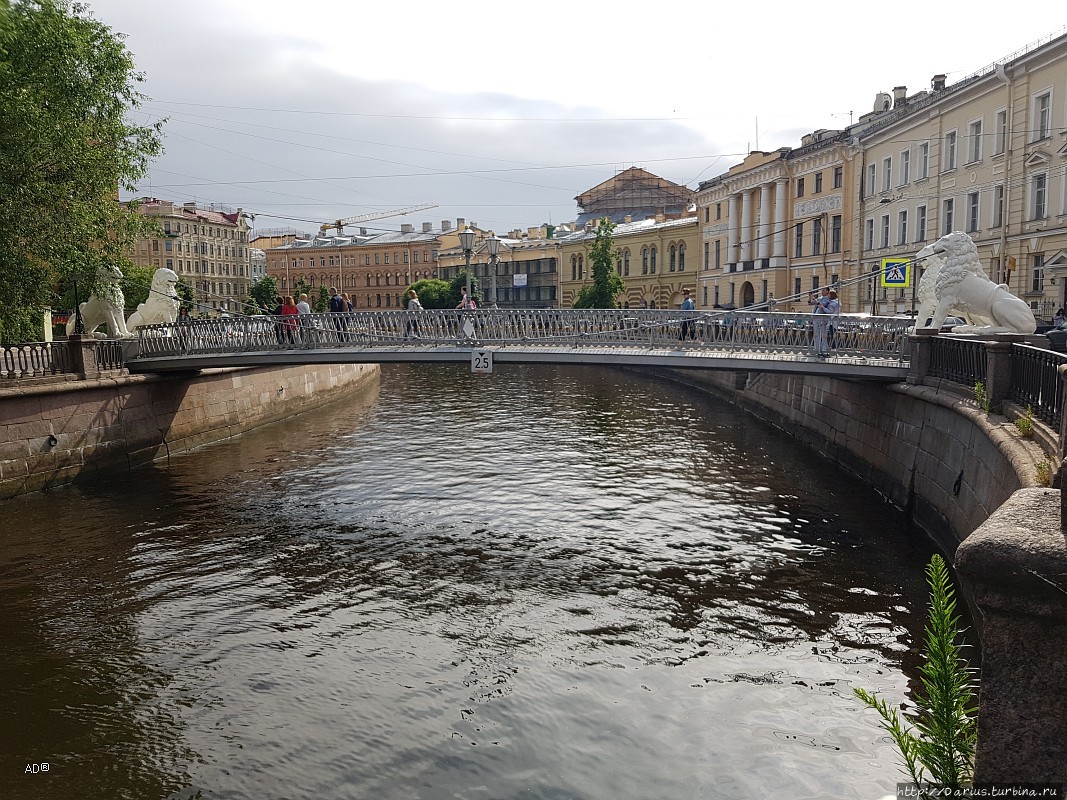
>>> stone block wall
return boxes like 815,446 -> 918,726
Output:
662,370 -> 1048,546
0,363 -> 379,499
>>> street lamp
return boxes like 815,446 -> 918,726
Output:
458,225 -> 476,303
485,231 -> 501,309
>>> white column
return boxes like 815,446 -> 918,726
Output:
739,190 -> 753,262
758,184 -> 772,262
728,194 -> 741,264
772,179 -> 788,259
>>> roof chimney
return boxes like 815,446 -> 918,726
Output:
893,86 -> 907,108
422,222 -> 432,233
441,220 -> 452,231
456,217 -> 465,229
932,74 -> 946,91
401,223 -> 413,233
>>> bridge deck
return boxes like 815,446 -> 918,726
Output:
126,309 -> 912,381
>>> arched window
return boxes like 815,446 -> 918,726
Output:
571,255 -> 577,281
616,256 -> 622,275
309,275 -> 316,288
678,243 -> 686,271
650,247 -> 657,274
642,248 -> 649,275
385,274 -> 391,286
365,275 -> 371,287
623,250 -> 630,276
375,293 -> 382,307
375,274 -> 381,286
578,255 -> 584,280
669,245 -> 677,272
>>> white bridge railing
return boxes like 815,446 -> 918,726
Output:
133,309 -> 912,362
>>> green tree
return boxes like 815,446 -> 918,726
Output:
247,275 -> 278,313
573,218 -> 623,309
0,0 -> 164,343
408,278 -> 455,309
449,273 -> 479,307
293,277 -> 312,302
315,285 -> 329,312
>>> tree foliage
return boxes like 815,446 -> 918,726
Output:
0,0 -> 164,343
247,276 -> 278,313
408,278 -> 456,309
573,218 -> 623,309
449,273 -> 478,307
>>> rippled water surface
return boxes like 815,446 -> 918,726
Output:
0,364 -> 943,799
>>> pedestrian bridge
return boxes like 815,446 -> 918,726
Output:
126,309 -> 912,381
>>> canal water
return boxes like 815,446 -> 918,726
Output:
1,364 -> 945,799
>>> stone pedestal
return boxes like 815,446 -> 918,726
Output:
955,488 -> 1067,784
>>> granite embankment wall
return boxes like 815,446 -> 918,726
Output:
659,368 -> 1066,784
0,363 -> 379,499
661,369 -> 1048,548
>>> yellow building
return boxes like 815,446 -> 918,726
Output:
697,29 -> 1067,322
695,135 -> 858,312
130,198 -> 253,314
559,214 -> 700,309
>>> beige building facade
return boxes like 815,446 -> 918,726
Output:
697,29 -> 1067,322
130,198 -> 253,314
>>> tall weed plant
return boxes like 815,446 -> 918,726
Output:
855,554 -> 978,790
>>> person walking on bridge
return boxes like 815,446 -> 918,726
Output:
679,288 -> 696,341
810,287 -> 839,358
328,287 -> 348,341
405,289 -> 423,339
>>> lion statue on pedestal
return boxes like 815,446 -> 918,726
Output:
66,263 -> 133,339
914,231 -> 1036,334
126,267 -> 181,333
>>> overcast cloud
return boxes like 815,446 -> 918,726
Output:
82,0 -> 1065,237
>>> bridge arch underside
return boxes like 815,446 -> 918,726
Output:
127,347 -> 908,381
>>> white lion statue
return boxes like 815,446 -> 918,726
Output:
126,267 -> 180,333
914,231 -> 1036,334
66,263 -> 133,339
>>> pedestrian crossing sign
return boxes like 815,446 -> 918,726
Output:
881,258 -> 911,288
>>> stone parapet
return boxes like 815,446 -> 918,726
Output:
0,363 -> 379,499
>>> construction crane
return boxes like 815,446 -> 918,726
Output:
319,203 -> 439,235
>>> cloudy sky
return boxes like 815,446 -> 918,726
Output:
84,0 -> 1064,238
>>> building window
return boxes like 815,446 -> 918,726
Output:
942,198 -> 955,235
714,240 -> 721,269
833,166 -> 843,189
866,164 -> 876,197
623,250 -> 630,276
814,172 -> 823,194
715,203 -> 722,220
900,150 -> 910,185
880,214 -> 890,248
794,278 -> 801,297
678,243 -> 685,271
1031,254 -> 1044,292
812,217 -> 822,256
898,210 -> 908,245
830,215 -> 842,253
992,185 -> 1004,227
669,245 -> 677,272
994,109 -> 1007,155
650,247 -> 657,273
968,120 -> 982,163
865,219 -> 874,251
944,131 -> 957,170
571,255 -> 577,280
794,222 -> 804,257
642,248 -> 648,275
882,157 -> 892,192
916,205 -> 927,242
704,207 -> 710,223
796,177 -> 805,197
967,192 -> 980,232
1032,173 -> 1048,220
703,242 -> 709,270
918,142 -> 929,179
1034,92 -> 1051,140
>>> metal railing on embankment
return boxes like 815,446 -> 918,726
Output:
917,334 -> 1067,430
0,338 -> 126,381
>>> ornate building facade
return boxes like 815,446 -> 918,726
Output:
129,198 -> 253,314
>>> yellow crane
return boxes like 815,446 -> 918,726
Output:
319,203 -> 439,235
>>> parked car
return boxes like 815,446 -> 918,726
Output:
924,316 -> 966,332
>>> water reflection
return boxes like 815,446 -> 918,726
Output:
1,364 -> 940,799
